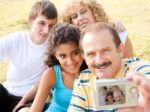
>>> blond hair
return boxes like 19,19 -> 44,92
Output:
61,0 -> 109,23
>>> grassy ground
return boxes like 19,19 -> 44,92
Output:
100,0 -> 150,60
0,0 -> 150,82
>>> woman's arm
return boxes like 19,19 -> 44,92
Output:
12,80 -> 40,112
110,21 -> 134,58
123,37 -> 134,58
29,67 -> 56,112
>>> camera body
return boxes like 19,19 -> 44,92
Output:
94,78 -> 139,110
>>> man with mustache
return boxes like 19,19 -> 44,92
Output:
68,22 -> 150,112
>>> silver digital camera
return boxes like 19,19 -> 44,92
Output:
94,78 -> 139,110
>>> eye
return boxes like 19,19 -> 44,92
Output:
73,50 -> 80,55
86,52 -> 95,57
49,24 -> 54,29
59,54 -> 66,59
104,49 -> 109,52
71,14 -> 78,19
103,48 -> 111,54
80,9 -> 87,14
39,21 -> 45,26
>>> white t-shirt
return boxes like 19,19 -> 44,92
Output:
0,31 -> 48,96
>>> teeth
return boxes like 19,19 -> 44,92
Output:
99,65 -> 106,69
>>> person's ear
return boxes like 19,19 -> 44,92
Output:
118,43 -> 125,58
28,17 -> 33,27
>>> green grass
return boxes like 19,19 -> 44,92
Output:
0,0 -> 150,82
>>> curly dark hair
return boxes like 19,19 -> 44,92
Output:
45,23 -> 87,70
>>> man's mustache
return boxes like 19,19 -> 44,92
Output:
92,61 -> 112,68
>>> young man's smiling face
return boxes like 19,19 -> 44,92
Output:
29,15 -> 57,44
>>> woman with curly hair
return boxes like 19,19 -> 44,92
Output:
61,0 -> 133,58
14,23 -> 87,112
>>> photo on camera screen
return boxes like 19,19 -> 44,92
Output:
94,80 -> 139,109
98,85 -> 125,106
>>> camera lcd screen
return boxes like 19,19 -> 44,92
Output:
94,79 -> 139,109
98,85 -> 126,106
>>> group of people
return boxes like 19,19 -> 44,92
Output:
0,0 -> 150,112
99,86 -> 125,106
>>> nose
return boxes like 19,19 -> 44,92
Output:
77,14 -> 84,21
43,25 -> 49,34
67,57 -> 74,65
95,54 -> 103,63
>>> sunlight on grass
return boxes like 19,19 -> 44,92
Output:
0,0 -> 36,36
100,0 -> 150,60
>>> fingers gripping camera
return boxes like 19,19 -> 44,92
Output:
94,78 -> 139,110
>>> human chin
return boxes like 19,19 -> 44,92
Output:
40,35 -> 49,42
68,69 -> 79,75
95,71 -> 112,79
79,23 -> 89,30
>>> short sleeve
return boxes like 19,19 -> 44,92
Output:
118,31 -> 128,44
67,76 -> 87,112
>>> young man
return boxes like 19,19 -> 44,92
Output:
68,22 -> 150,112
99,86 -> 107,105
0,1 -> 57,111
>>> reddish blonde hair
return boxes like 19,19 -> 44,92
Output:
61,0 -> 109,23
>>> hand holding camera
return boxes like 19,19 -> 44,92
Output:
118,73 -> 150,112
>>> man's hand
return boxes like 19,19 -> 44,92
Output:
119,73 -> 150,112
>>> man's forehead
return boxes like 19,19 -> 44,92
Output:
82,30 -> 114,45
84,29 -> 113,38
